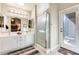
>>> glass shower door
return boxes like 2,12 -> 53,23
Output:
36,12 -> 50,48
37,13 -> 46,48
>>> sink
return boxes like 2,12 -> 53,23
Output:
17,32 -> 22,35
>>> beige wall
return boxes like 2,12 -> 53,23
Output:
58,3 -> 78,11
37,3 -> 49,16
0,3 -> 34,32
0,4 -> 30,19
48,4 -> 59,49
0,3 -> 1,13
31,6 -> 35,30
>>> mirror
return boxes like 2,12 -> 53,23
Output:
11,18 -> 21,32
0,16 -> 4,28
0,16 -> 4,32
21,19 -> 28,32
0,15 -> 30,33
28,20 -> 33,28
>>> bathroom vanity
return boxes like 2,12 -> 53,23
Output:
0,32 -> 34,54
0,16 -> 34,54
0,3 -> 35,54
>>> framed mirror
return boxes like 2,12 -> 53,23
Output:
11,17 -> 21,32
28,19 -> 33,28
0,15 -> 29,32
21,18 -> 28,32
0,16 -> 4,32
0,16 -> 4,28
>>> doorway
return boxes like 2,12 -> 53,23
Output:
36,12 -> 50,49
59,5 -> 79,53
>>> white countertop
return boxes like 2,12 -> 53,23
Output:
0,31 -> 34,37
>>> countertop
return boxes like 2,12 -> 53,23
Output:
0,31 -> 34,37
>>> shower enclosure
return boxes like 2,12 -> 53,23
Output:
59,5 -> 79,53
36,12 -> 50,49
64,12 -> 76,45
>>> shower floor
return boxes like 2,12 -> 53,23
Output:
64,36 -> 76,45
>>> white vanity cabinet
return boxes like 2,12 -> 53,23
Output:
17,32 -> 34,49
0,32 -> 34,54
17,33 -> 34,49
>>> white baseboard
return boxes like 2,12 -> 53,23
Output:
34,43 -> 47,54
34,43 -> 60,55
47,44 -> 60,54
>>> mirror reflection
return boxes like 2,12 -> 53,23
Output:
21,19 -> 28,32
11,18 -> 21,32
0,16 -> 4,28
28,20 -> 33,28
0,15 -> 33,33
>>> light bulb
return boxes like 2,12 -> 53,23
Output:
14,10 -> 18,13
10,10 -> 14,13
11,19 -> 14,22
17,11 -> 21,14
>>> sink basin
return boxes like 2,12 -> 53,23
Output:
17,32 -> 22,35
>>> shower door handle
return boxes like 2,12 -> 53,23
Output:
60,28 -> 63,32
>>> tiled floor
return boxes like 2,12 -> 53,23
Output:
57,47 -> 79,55
8,46 -> 41,55
7,47 -> 79,55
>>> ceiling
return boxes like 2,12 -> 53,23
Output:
4,3 -> 78,11
5,3 -> 36,11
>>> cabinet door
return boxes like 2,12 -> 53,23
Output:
17,36 -> 24,48
23,35 -> 28,47
2,37 -> 18,52
0,38 -> 2,53
26,33 -> 34,46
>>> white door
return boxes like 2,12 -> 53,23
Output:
59,5 -> 79,53
26,32 -> 34,46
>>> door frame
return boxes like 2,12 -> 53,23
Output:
59,4 -> 79,53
